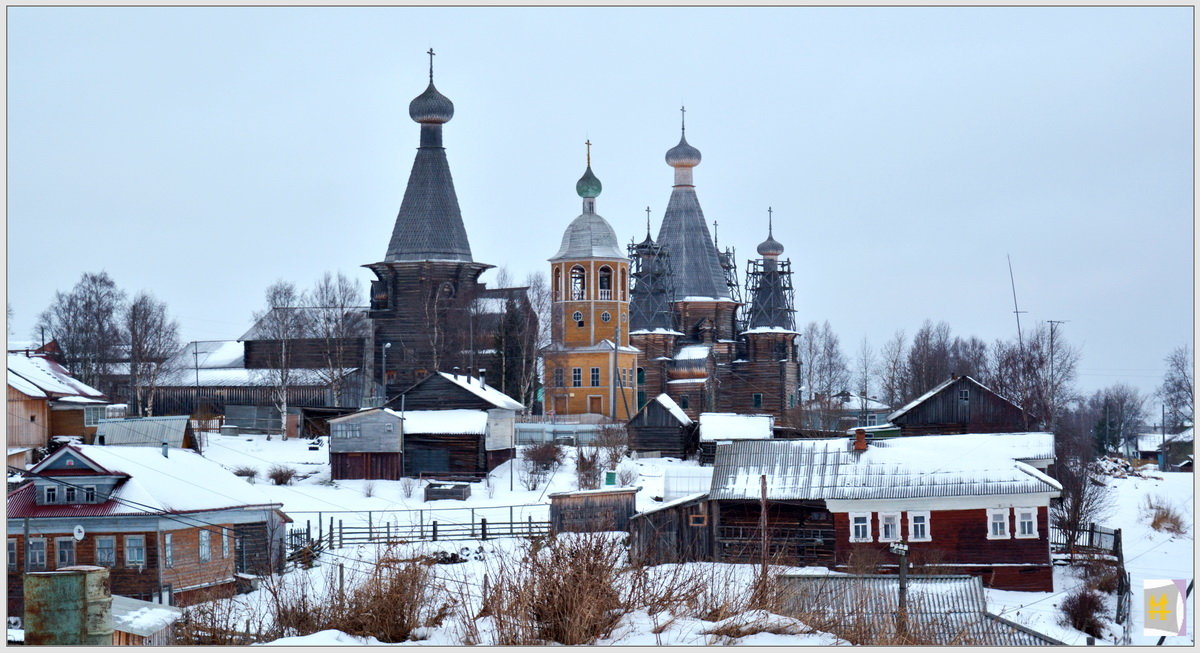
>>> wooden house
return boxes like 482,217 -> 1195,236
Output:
6,445 -> 288,613
328,408 -> 404,479
696,412 -> 774,465
632,432 -> 1061,592
887,375 -> 1028,436
627,393 -> 695,458
7,353 -> 113,465
389,372 -> 522,470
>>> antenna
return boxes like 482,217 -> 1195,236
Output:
1007,254 -> 1027,348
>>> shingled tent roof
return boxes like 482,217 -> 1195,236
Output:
657,186 -> 731,301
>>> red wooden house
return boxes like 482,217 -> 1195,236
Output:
631,431 -> 1061,591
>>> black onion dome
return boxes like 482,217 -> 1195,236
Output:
757,233 -> 785,257
665,133 -> 702,167
409,82 -> 454,124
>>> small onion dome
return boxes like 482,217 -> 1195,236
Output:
665,133 -> 702,168
576,165 -> 602,199
757,233 -> 785,257
409,82 -> 454,124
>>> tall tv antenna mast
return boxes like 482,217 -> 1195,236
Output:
1007,254 -> 1027,348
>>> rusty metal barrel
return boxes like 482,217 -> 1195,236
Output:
23,565 -> 113,645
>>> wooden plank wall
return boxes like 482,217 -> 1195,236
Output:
331,452 -> 403,480
894,377 -> 1025,434
550,490 -> 638,533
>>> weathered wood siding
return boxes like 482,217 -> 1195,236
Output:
630,497 -> 712,565
893,376 -> 1026,435
328,410 -> 402,453
831,507 -> 1052,592
330,452 -> 403,480
713,500 -> 835,566
627,399 -> 694,457
7,386 -> 49,449
242,337 -> 365,370
403,433 -> 484,475
389,373 -> 497,411
549,489 -> 638,533
149,386 -> 331,417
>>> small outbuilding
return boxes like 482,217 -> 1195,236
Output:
549,488 -> 638,533
887,375 -> 1029,436
696,412 -> 774,465
627,393 -> 695,458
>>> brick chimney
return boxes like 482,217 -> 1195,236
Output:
854,429 -> 868,452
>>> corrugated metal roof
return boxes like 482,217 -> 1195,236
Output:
96,416 -> 191,448
710,438 -> 1060,501
779,573 -> 1063,646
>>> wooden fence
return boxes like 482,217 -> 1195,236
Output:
287,516 -> 550,555
1049,522 -> 1131,634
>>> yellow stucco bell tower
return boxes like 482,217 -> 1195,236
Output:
542,143 -> 638,420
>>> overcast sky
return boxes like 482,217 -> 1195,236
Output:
7,6 -> 1193,400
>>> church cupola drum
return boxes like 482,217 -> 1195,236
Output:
542,144 -> 638,420
364,52 -> 494,395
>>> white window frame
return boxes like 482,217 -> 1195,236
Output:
7,539 -> 16,571
987,508 -> 1011,540
572,368 -> 582,387
331,423 -> 361,439
1015,506 -> 1038,539
590,367 -> 601,387
125,535 -> 145,567
27,538 -> 46,570
866,413 -> 878,426
164,533 -> 174,568
83,486 -> 97,502
878,512 -> 901,542
44,485 -> 58,503
199,530 -> 212,563
849,512 -> 873,543
222,528 -> 231,559
84,405 -> 106,427
907,511 -> 931,542
64,486 -> 77,503
55,537 -> 76,568
96,536 -> 116,567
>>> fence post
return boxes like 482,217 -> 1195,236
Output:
433,521 -> 438,542
339,519 -> 344,548
368,511 -> 373,539
1089,522 -> 1096,549
528,515 -> 533,536
386,522 -> 391,542
318,512 -> 323,542
329,516 -> 335,548
471,509 -> 476,537
306,520 -> 311,543
420,510 -> 425,539
481,518 -> 488,541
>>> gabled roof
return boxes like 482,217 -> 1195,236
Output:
698,413 -> 774,442
330,407 -> 489,434
874,432 -> 1055,464
435,372 -> 524,410
7,353 -> 105,400
654,394 -> 692,426
710,437 -> 1061,501
96,416 -> 195,450
9,445 -> 281,518
886,375 -> 1018,423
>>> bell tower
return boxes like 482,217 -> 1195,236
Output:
542,144 -> 638,420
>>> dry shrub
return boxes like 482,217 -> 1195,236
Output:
616,462 -> 639,487
265,549 -> 453,643
400,476 -> 418,498
488,533 -> 625,645
266,464 -> 298,486
1081,558 -> 1122,594
176,588 -> 269,644
845,546 -> 886,575
362,481 -> 375,498
703,611 -> 810,642
575,447 -> 601,490
1059,587 -> 1107,638
1143,495 -> 1187,535
232,465 -> 258,481
524,442 -> 565,470
595,425 -> 629,470
518,458 -> 549,491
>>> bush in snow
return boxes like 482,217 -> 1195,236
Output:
266,464 -> 298,486
232,466 -> 258,482
362,481 -> 375,498
1143,494 -> 1188,535
400,476 -> 418,498
523,442 -> 565,471
575,447 -> 601,490
1059,587 -> 1107,638
518,458 -> 549,491
616,462 -> 639,487
595,425 -> 629,470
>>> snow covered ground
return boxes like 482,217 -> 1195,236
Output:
194,433 -> 1193,646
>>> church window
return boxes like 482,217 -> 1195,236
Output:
637,368 -> 645,384
590,368 -> 601,386
619,268 -> 628,301
753,393 -> 763,409
570,266 -> 587,300
553,268 -> 562,301
598,266 -> 613,300
601,312 -> 611,323
572,368 -> 582,387
680,395 -> 690,409
553,368 -> 564,388
572,311 -> 585,327
637,391 -> 646,408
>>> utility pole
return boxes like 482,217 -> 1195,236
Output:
890,541 -> 910,639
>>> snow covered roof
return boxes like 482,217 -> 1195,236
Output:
111,595 -> 182,637
698,413 -> 774,442
629,328 -> 685,336
7,373 -> 47,398
674,344 -> 710,361
7,353 -> 105,400
817,392 -> 890,412
157,367 -> 341,388
437,372 -> 524,410
11,445 -> 281,517
165,340 -> 246,370
874,432 -> 1055,464
886,375 -> 1017,423
654,394 -> 692,425
710,437 -> 1061,501
401,409 -> 489,434
741,326 -> 799,335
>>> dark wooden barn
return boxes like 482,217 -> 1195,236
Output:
888,375 -> 1028,436
627,393 -> 696,458
549,488 -> 638,533
628,493 -> 713,565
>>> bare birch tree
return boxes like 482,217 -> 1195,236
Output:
34,271 -> 127,393
853,336 -> 877,423
1158,344 -> 1193,430
126,292 -> 181,416
877,329 -> 907,409
306,272 -> 367,406
252,281 -> 310,437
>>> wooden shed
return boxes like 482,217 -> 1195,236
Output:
888,375 -> 1028,436
328,408 -> 404,480
629,493 -> 713,565
627,393 -> 696,458
389,372 -> 522,470
549,488 -> 638,533
696,413 -> 774,465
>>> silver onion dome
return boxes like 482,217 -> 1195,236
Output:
665,133 -> 702,168
409,82 -> 454,124
757,234 -> 785,257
